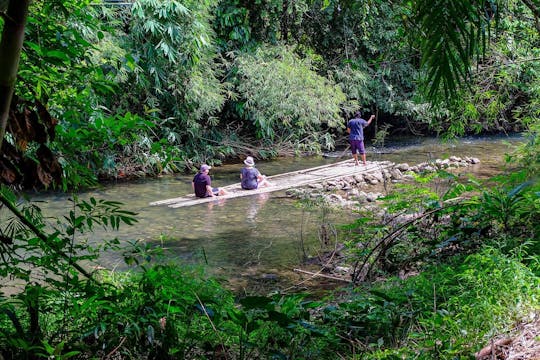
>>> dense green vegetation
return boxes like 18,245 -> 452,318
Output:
0,0 -> 539,359
1,0 -> 539,187
0,163 -> 538,359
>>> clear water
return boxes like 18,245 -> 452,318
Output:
27,134 -> 524,291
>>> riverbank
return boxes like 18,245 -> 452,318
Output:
22,135 -> 524,295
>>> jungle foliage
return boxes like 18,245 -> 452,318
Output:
0,0 -> 539,359
0,165 -> 538,358
1,0 -> 539,188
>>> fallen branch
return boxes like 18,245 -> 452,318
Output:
105,336 -> 126,360
293,268 -> 351,283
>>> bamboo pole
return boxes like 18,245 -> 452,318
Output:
150,160 -> 394,207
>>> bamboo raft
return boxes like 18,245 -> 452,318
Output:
150,159 -> 394,208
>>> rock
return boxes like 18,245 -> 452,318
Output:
396,163 -> 410,171
372,172 -> 384,182
327,194 -> 347,206
390,168 -> 403,180
470,157 -> 481,164
348,188 -> 360,197
261,274 -> 279,281
353,174 -> 364,182
326,180 -> 337,186
435,159 -> 450,168
366,193 -> 378,202
334,266 -> 350,274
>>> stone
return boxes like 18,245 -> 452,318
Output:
334,266 -> 350,274
366,193 -> 377,202
396,163 -> 410,171
348,188 -> 360,197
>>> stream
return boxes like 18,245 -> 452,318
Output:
28,134 -> 524,292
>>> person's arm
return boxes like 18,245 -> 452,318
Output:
366,114 -> 375,126
255,169 -> 263,182
206,185 -> 215,197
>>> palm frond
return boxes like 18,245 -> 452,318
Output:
413,0 -> 499,103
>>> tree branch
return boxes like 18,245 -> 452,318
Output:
521,0 -> 540,32
0,192 -> 95,281
0,0 -> 30,150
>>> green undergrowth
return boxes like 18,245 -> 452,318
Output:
331,248 -> 540,359
1,163 -> 539,358
1,248 -> 537,359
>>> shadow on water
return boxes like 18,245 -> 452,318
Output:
28,134 -> 524,293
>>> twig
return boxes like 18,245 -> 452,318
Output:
105,336 -> 126,359
293,269 -> 351,283
284,225 -> 343,291
193,291 -> 228,360
352,203 -> 461,283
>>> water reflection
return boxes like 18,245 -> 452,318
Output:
28,135 -> 524,291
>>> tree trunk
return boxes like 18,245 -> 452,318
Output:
0,0 -> 30,151
521,0 -> 540,33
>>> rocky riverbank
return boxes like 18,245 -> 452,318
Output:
285,155 -> 481,209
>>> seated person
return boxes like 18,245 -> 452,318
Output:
240,156 -> 272,190
192,164 -> 228,198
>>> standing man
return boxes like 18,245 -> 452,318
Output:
347,111 -> 375,166
192,164 -> 228,198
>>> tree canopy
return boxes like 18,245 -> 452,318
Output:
0,0 -> 539,188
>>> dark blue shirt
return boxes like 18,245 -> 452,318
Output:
241,167 -> 261,190
348,117 -> 369,141
193,172 -> 212,197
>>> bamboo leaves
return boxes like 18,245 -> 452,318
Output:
232,46 -> 345,150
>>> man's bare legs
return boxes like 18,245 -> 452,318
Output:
352,153 -> 360,166
258,175 -> 273,187
361,153 -> 367,165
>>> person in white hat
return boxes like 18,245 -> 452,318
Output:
192,164 -> 228,198
240,156 -> 272,190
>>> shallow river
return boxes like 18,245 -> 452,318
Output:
31,135 -> 524,291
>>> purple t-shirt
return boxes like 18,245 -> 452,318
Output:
193,172 -> 212,197
348,117 -> 368,141
241,167 -> 261,190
